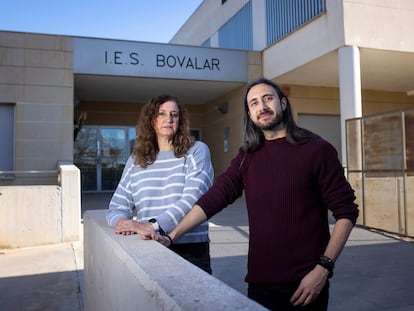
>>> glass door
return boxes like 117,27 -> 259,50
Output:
74,126 -> 135,192
99,128 -> 127,191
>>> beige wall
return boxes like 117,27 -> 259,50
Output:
0,31 -> 74,185
288,85 -> 341,116
287,85 -> 414,118
200,87 -> 245,176
362,89 -> 414,116
75,101 -> 143,126
343,0 -> 414,51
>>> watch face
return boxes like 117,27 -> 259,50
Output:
149,218 -> 160,232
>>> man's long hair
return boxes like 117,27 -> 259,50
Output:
133,94 -> 194,168
242,78 -> 318,153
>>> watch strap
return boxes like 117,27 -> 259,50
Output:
317,255 -> 334,278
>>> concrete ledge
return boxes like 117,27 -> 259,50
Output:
83,210 -> 265,311
0,185 -> 61,248
0,163 -> 81,249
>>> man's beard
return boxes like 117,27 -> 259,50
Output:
254,111 -> 284,131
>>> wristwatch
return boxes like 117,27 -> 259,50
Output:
148,218 -> 160,232
148,218 -> 165,235
317,255 -> 335,278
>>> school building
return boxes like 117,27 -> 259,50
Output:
1,0 -> 414,245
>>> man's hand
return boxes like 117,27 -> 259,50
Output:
141,231 -> 173,247
290,265 -> 328,307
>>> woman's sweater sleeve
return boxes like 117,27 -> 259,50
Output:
105,156 -> 135,227
157,141 -> 214,233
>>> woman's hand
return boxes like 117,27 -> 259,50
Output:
115,219 -> 154,237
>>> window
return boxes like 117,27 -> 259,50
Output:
266,0 -> 327,45
190,128 -> 202,141
0,104 -> 15,178
218,2 -> 253,50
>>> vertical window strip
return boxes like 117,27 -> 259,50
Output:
280,0 -> 284,39
202,38 -> 211,47
0,103 -> 15,177
218,1 -> 252,50
266,0 -> 326,46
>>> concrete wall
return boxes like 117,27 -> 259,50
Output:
83,210 -> 265,311
343,0 -> 414,51
0,163 -> 81,248
349,175 -> 414,238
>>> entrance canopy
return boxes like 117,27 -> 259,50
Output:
74,75 -> 244,105
73,37 -> 248,105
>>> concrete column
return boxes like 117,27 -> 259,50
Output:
58,162 -> 81,241
252,0 -> 266,50
338,46 -> 362,166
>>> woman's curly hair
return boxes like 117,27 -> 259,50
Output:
133,94 -> 194,168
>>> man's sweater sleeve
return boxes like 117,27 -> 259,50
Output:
197,148 -> 245,219
315,140 -> 359,224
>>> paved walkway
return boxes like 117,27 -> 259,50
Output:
1,193 -> 414,310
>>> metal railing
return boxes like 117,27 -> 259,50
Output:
0,170 -> 59,185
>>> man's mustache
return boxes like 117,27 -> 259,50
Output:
257,109 -> 274,119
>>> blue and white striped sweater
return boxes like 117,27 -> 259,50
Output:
106,141 -> 214,244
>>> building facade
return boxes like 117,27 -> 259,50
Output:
172,0 -> 414,163
1,0 -> 414,193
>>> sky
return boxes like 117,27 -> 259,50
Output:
0,0 -> 203,43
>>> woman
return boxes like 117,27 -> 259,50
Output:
106,94 -> 214,273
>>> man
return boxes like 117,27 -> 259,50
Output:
147,78 -> 359,310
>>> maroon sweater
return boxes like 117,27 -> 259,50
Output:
197,137 -> 358,284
